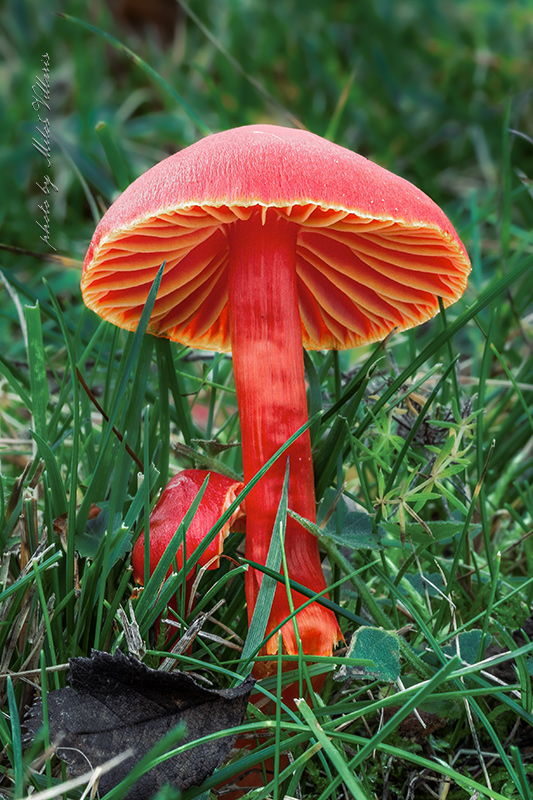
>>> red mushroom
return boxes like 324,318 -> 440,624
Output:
131,469 -> 244,638
82,125 -> 470,663
131,469 -> 245,584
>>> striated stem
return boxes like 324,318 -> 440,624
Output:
228,210 -> 341,660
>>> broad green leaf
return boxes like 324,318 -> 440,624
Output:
442,630 -> 491,665
292,490 -> 383,552
381,520 -> 481,544
75,507 -> 131,562
404,572 -> 446,599
317,490 -> 384,550
340,627 -> 401,682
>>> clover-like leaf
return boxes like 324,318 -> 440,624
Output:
442,630 -> 491,665
74,507 -> 131,561
318,489 -> 383,550
335,626 -> 401,682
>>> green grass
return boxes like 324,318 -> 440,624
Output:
1,0 -> 533,798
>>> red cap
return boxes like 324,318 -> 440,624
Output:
131,470 -> 244,583
82,124 -> 470,350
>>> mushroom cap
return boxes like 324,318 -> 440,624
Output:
131,469 -> 245,583
82,124 -> 470,351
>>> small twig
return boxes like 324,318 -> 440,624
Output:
117,601 -> 146,660
0,663 -> 68,682
0,242 -> 81,269
187,553 -> 241,616
76,367 -> 144,472
382,755 -> 393,800
158,599 -> 226,671
196,630 -> 242,652
211,616 -> 244,645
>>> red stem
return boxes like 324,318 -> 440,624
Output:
228,210 -> 341,659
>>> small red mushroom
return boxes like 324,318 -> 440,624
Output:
82,125 -> 470,664
131,469 -> 244,585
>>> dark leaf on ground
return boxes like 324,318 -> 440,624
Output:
24,650 -> 254,799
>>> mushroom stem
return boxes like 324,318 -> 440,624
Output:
228,210 -> 341,660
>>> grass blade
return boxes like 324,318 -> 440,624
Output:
6,677 -> 23,797
239,461 -> 290,673
24,303 -> 49,442
296,697 -> 371,800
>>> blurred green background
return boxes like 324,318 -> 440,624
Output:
1,0 -> 531,275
